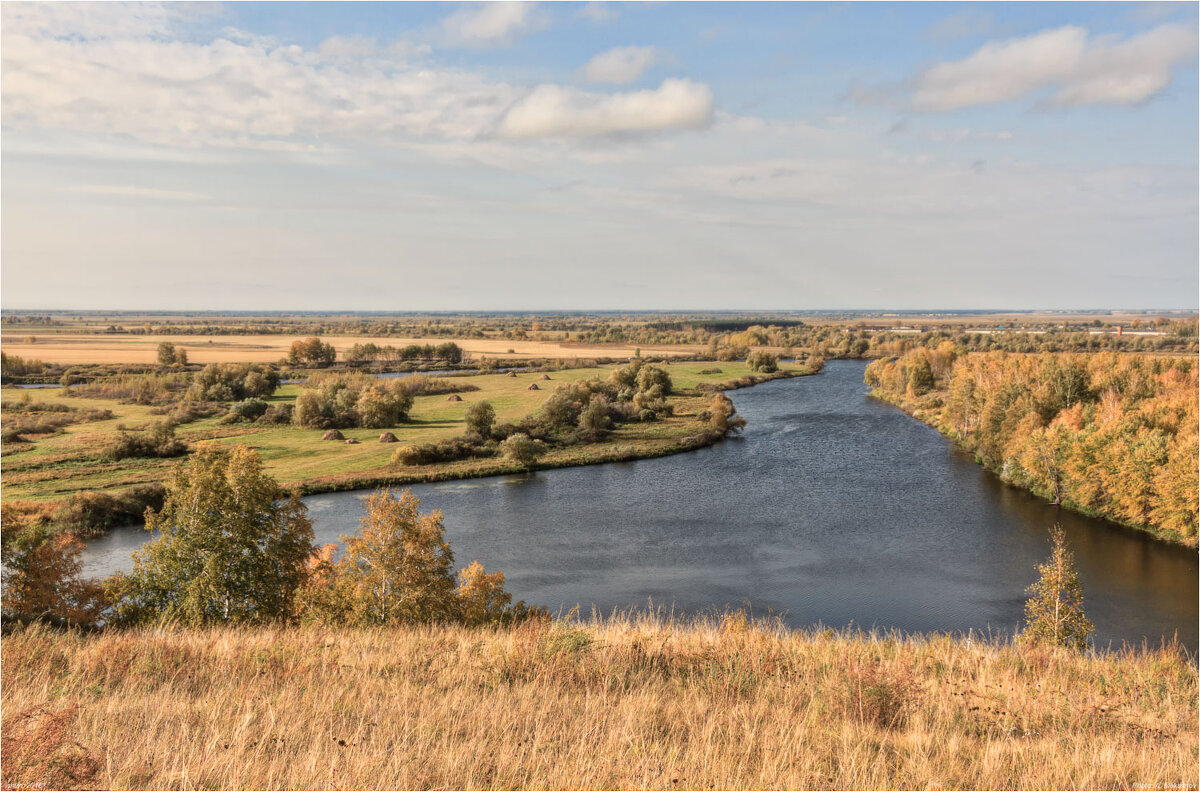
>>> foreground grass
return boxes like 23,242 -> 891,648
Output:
1,362 -> 802,507
2,616 -> 1195,790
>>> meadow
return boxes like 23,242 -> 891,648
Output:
2,614 -> 1195,790
1,361 -> 799,509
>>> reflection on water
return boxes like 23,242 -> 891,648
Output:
82,361 -> 1198,651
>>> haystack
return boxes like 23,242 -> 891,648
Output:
447,393 -> 463,402
506,371 -> 517,378
321,429 -> 345,441
540,374 -> 551,380
379,432 -> 399,443
527,383 -> 540,390
344,438 -> 359,445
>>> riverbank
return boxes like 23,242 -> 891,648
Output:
1,363 -> 814,530
867,387 -> 1197,549
3,614 -> 1195,791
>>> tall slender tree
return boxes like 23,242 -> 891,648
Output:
1022,525 -> 1094,650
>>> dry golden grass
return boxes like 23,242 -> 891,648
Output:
2,614 -> 1195,790
1,334 -> 703,365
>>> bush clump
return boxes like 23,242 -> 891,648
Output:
227,398 -> 270,422
101,422 -> 188,461
393,436 -> 496,466
499,433 -> 545,466
187,363 -> 280,402
293,374 -> 415,429
747,350 -> 779,373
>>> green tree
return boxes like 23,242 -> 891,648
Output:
906,354 -> 935,396
747,350 -> 778,373
288,337 -> 337,365
110,445 -> 314,626
320,489 -> 458,625
576,394 -> 612,440
465,400 -> 496,439
635,364 -> 672,396
1022,525 -> 1094,650
157,342 -> 177,367
500,433 -> 544,466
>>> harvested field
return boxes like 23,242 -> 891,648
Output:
0,334 -> 703,365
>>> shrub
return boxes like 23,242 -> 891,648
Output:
257,403 -> 294,425
465,401 -> 496,438
156,342 -> 187,366
292,375 -> 414,429
230,398 -> 269,421
71,372 -> 191,404
188,363 -> 280,402
841,661 -> 921,729
576,394 -> 613,441
747,350 -> 778,373
400,376 -> 479,397
0,525 -> 105,625
52,486 -> 165,534
717,345 -> 749,362
392,436 -> 495,466
152,402 -> 223,425
707,394 -> 747,436
500,433 -> 544,466
101,421 -> 188,461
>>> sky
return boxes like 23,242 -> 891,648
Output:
1,1 -> 1197,311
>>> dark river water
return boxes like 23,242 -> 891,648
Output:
80,360 -> 1198,651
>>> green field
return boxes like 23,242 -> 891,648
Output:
1,362 -> 804,506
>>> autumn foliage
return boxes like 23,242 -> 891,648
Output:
866,349 -> 1198,541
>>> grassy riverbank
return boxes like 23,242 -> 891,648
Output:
1,361 -> 812,514
2,615 -> 1195,791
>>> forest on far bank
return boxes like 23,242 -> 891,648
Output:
866,347 -> 1198,544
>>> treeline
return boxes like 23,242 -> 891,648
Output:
865,348 -> 1198,542
344,341 -> 464,365
0,353 -> 51,379
1,447 -> 536,629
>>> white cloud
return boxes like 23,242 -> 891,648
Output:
440,2 -> 543,47
912,24 -> 1197,110
0,1 -> 177,40
317,35 -> 377,59
583,45 -> 658,85
0,7 -> 521,147
1054,25 -> 1198,106
913,26 -> 1087,110
496,79 -> 713,139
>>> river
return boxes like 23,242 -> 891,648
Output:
80,360 -> 1198,650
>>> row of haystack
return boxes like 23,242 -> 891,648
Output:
321,429 -> 398,444
504,371 -> 552,380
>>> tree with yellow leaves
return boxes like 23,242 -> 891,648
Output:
1022,526 -> 1094,650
